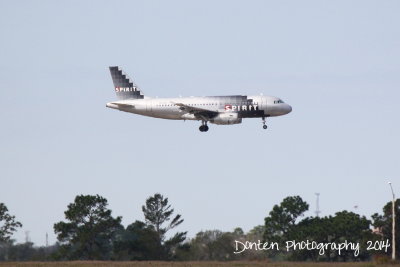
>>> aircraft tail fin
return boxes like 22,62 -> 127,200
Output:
109,66 -> 145,100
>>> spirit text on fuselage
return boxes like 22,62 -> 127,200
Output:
225,104 -> 258,111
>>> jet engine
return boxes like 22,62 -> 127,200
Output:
210,113 -> 242,125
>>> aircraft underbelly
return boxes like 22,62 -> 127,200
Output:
239,110 -> 265,118
148,109 -> 182,120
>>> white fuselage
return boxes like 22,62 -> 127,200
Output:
106,95 -> 292,123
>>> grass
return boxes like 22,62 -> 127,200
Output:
0,261 -> 399,267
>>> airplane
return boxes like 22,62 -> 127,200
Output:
106,66 -> 292,132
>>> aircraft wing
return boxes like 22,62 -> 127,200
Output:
174,103 -> 218,120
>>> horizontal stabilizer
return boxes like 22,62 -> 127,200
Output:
106,102 -> 134,109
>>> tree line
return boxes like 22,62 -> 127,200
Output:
0,194 -> 399,261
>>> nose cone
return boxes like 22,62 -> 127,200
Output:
285,104 -> 292,114
278,103 -> 292,115
271,102 -> 292,116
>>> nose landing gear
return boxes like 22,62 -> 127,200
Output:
199,121 -> 209,132
262,117 -> 268,129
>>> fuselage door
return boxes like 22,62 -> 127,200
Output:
146,100 -> 152,113
262,96 -> 267,115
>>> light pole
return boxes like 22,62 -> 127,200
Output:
388,182 -> 396,260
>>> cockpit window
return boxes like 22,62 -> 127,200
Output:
274,100 -> 284,104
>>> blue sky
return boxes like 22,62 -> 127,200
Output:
1,0 -> 399,246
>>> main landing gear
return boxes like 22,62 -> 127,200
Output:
199,121 -> 209,132
262,117 -> 268,129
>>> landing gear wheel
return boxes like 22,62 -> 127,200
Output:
199,125 -> 208,132
199,121 -> 209,132
262,117 -> 268,130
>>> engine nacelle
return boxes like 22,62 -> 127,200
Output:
210,113 -> 242,125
